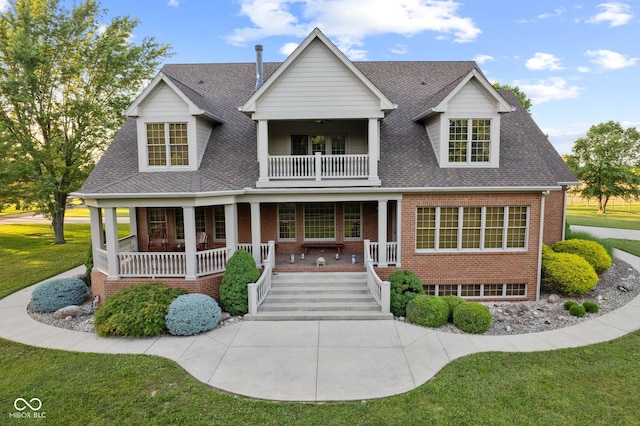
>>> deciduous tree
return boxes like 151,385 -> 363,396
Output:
0,0 -> 171,243
492,82 -> 532,113
567,121 -> 640,214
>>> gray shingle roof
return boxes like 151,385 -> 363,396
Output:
77,60 -> 577,196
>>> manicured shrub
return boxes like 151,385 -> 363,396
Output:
389,269 -> 425,317
219,249 -> 260,316
569,304 -> 586,317
553,239 -> 612,274
564,300 -> 578,310
31,277 -> 88,313
542,251 -> 598,296
453,302 -> 492,334
406,295 -> 449,328
165,294 -> 222,336
440,295 -> 466,322
542,244 -> 555,260
583,301 -> 599,314
94,283 -> 186,337
565,229 -> 614,260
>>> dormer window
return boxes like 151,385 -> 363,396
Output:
146,122 -> 189,167
448,119 -> 491,164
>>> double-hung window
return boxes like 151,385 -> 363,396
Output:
146,122 -> 189,167
416,206 -> 528,251
448,119 -> 491,164
278,204 -> 297,240
343,202 -> 361,240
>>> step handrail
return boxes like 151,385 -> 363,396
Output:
363,240 -> 391,314
247,241 -> 276,315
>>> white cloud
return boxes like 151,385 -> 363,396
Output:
226,0 -> 481,59
390,44 -> 408,55
577,66 -> 591,73
279,42 -> 299,56
473,54 -> 494,64
586,2 -> 633,27
525,53 -> 564,71
537,7 -> 566,20
516,77 -> 583,104
585,49 -> 639,69
168,0 -> 180,7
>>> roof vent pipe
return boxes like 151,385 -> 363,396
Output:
255,45 -> 264,90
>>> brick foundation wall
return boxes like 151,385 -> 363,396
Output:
91,272 -> 224,304
399,193 -> 542,301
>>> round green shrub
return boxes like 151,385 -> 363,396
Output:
165,294 -> 222,336
569,304 -> 586,317
406,295 -> 449,328
31,277 -> 88,312
553,239 -> 612,274
94,283 -> 186,337
440,295 -> 466,322
220,249 -> 260,316
542,244 -> 555,260
563,300 -> 578,310
583,301 -> 599,314
453,302 -> 492,334
542,251 -> 598,296
389,269 -> 425,317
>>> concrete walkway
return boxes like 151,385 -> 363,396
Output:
571,225 -> 640,240
1,251 -> 640,401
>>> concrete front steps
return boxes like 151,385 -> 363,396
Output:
244,272 -> 393,321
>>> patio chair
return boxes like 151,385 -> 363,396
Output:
196,231 -> 208,251
148,232 -> 167,251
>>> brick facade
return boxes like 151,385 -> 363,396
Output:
542,189 -> 567,246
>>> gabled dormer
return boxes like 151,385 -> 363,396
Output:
125,73 -> 224,173
239,28 -> 397,188
414,69 -> 515,169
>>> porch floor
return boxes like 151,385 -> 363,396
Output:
274,249 -> 366,272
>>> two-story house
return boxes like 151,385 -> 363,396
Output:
75,28 -> 578,316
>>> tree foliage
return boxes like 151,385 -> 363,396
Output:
492,82 -> 532,113
567,121 -> 640,213
0,0 -> 171,243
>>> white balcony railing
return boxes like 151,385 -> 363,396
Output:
118,235 -> 138,253
268,153 -> 369,180
366,241 -> 399,265
247,241 -> 276,315
238,243 -> 271,266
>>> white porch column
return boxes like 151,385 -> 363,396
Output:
378,200 -> 388,267
225,203 -> 238,258
128,207 -> 137,238
89,207 -> 104,273
104,207 -> 119,280
183,206 -> 197,280
250,202 -> 262,266
368,118 -> 380,182
257,120 -> 269,183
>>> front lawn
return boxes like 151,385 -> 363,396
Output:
566,204 -> 640,230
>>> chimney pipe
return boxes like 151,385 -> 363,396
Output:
255,44 -> 264,90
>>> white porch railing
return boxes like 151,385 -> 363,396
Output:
268,153 -> 369,180
364,240 -> 391,314
118,235 -> 138,253
247,240 -> 276,315
196,247 -> 229,276
118,252 -> 186,277
366,241 -> 399,265
238,243 -> 271,266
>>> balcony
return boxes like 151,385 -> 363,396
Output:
258,152 -> 380,188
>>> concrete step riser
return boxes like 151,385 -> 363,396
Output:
245,312 -> 393,321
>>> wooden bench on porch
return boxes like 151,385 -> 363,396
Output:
301,242 -> 345,256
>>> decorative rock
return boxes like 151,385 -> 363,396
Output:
547,294 -> 561,304
505,325 -> 512,333
596,295 -> 603,301
65,316 -> 73,321
52,305 -> 85,319
221,312 -> 231,321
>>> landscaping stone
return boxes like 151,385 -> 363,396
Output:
547,294 -> 561,304
52,305 -> 85,319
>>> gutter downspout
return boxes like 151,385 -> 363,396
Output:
536,190 -> 550,302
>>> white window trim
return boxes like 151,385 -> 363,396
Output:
138,115 -> 197,172
439,113 -> 501,169
343,202 -> 362,241
303,203 -> 336,241
213,205 -> 226,242
277,204 -> 297,242
446,118 -> 491,166
415,206 -> 529,253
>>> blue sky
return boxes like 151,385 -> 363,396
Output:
73,1 -> 640,154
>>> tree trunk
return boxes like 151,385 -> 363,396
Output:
52,192 -> 67,244
597,195 -> 610,214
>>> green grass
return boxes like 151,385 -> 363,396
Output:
64,206 -> 130,218
566,204 -> 640,230
0,223 -> 129,299
606,239 -> 640,257
1,332 -> 639,425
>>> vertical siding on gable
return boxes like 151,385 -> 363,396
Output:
256,42 -> 381,118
